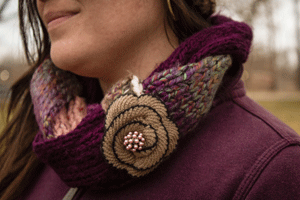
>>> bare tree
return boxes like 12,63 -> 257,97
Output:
265,1 -> 277,90
0,0 -> 10,21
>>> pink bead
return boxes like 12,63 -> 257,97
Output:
124,131 -> 146,152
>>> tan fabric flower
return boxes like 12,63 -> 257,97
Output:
102,94 -> 179,177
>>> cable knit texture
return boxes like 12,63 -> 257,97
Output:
31,15 -> 253,189
30,60 -> 83,139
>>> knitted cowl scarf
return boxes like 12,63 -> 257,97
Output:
30,15 -> 252,189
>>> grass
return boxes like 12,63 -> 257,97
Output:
1,101 -> 300,135
257,101 -> 300,135
0,103 -> 7,133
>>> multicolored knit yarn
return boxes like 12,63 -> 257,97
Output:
30,59 -> 82,138
145,55 -> 231,134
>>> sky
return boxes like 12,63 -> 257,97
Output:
272,0 -> 299,68
0,0 -> 299,68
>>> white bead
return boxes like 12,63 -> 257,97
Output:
129,139 -> 133,143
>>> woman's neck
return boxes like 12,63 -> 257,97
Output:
99,24 -> 179,95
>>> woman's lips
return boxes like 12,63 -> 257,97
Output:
44,11 -> 78,30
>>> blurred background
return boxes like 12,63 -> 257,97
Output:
0,0 -> 299,133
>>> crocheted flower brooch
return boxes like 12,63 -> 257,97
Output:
101,55 -> 232,177
102,94 -> 179,177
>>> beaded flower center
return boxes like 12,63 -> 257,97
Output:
123,131 -> 145,152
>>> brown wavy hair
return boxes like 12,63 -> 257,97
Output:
0,0 -> 216,199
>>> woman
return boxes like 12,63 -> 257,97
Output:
1,0 -> 300,199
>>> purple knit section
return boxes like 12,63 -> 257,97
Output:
148,15 -> 253,76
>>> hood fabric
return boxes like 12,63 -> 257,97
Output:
30,15 -> 252,189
